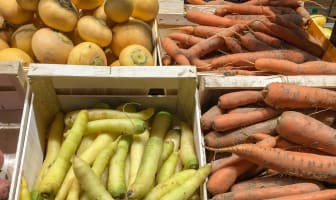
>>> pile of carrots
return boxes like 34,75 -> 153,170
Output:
161,0 -> 336,75
201,82 -> 336,199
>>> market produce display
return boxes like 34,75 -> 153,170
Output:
0,0 -> 157,66
29,103 -> 208,200
161,0 -> 336,75
201,82 -> 336,199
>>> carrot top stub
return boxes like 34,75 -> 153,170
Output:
262,83 -> 336,110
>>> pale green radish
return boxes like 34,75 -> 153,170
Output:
180,122 -> 198,169
129,130 -> 150,186
65,107 -> 155,126
144,169 -> 197,200
159,164 -> 211,200
108,135 -> 132,199
73,157 -> 113,200
31,112 -> 64,200
38,110 -> 88,200
128,111 -> 172,199
158,140 -> 174,168
157,151 -> 179,184
55,133 -> 115,200
165,129 -> 181,152
84,118 -> 146,136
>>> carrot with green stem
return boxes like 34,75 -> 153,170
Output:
65,107 -> 154,127
128,111 -> 172,199
205,118 -> 277,148
55,133 -> 115,200
38,110 -> 88,200
84,118 -> 146,136
206,144 -> 336,183
160,164 -> 211,200
31,112 -> 64,200
211,182 -> 323,200
108,134 -> 132,199
180,122 -> 198,169
144,169 -> 197,200
80,138 -> 120,200
156,151 -> 179,184
158,140 -> 175,168
73,157 -> 113,200
164,129 -> 181,152
262,83 -> 336,110
129,130 -> 150,186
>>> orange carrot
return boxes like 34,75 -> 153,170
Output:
255,59 -> 336,75
275,137 -> 330,155
228,107 -> 264,114
176,25 -> 221,38
213,107 -> 280,132
212,182 -> 323,200
250,31 -> 282,48
162,54 -> 172,66
206,144 -> 336,183
238,32 -> 275,51
211,135 -> 276,173
295,6 -> 310,21
186,0 -> 207,5
168,32 -> 203,48
249,20 -> 323,57
224,37 -> 245,53
214,4 -> 294,16
218,91 -> 263,109
201,105 -> 224,131
231,175 -> 318,192
309,110 -> 336,126
205,118 -> 277,148
162,37 -> 190,65
207,137 -> 276,195
262,83 -> 336,110
210,49 -> 318,69
207,160 -> 256,195
186,9 -> 249,27
266,189 -> 336,200
276,111 -> 336,155
214,69 -> 269,76
244,0 -> 301,8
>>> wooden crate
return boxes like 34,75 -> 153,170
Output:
0,61 -> 29,200
0,62 -> 26,123
12,64 -> 208,200
157,2 -> 336,66
198,75 -> 336,198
